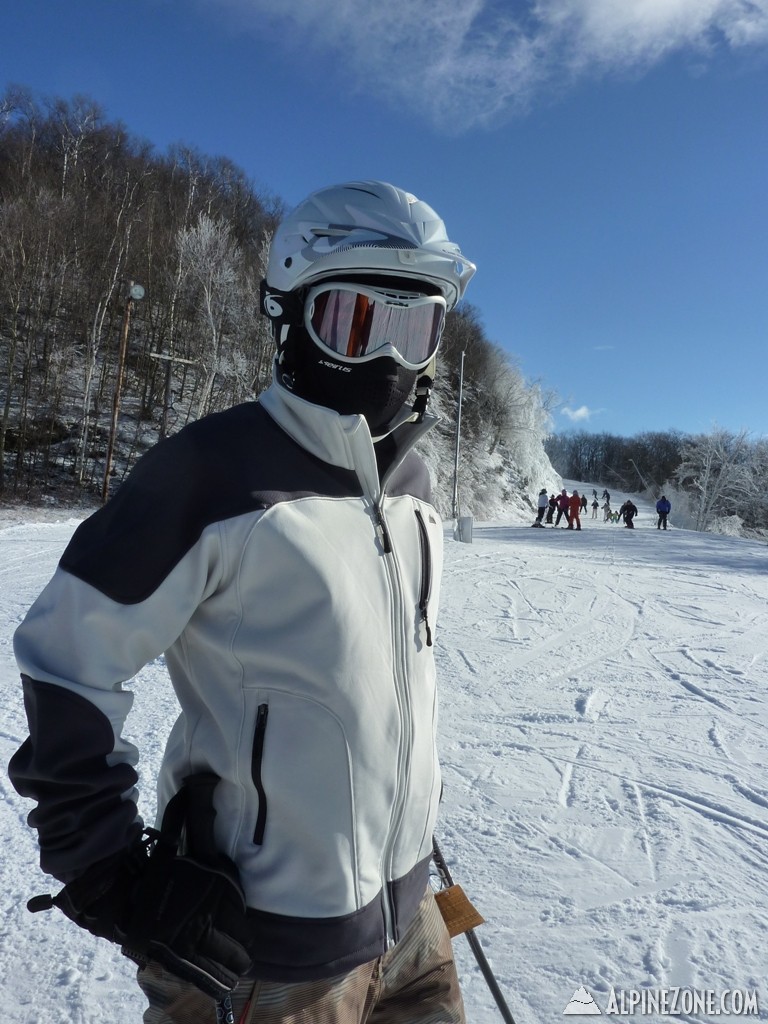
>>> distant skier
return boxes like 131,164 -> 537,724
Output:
554,488 -> 570,527
567,490 -> 582,530
656,494 -> 671,530
619,499 -> 639,528
546,493 -> 557,524
591,498 -> 599,519
533,488 -> 549,526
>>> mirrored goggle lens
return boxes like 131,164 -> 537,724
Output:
306,287 -> 445,367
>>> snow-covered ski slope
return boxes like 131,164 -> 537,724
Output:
2,486 -> 767,1022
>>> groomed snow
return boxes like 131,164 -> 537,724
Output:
1,486 -> 767,1022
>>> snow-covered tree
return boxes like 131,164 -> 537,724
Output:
672,428 -> 755,533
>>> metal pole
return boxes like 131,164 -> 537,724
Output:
432,837 -> 517,1024
629,458 -> 652,493
451,350 -> 465,523
102,291 -> 134,504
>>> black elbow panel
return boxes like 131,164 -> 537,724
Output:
9,676 -> 141,881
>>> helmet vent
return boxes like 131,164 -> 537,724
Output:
311,227 -> 352,238
330,240 -> 416,253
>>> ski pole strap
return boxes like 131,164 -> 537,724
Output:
216,993 -> 235,1024
431,835 -> 455,887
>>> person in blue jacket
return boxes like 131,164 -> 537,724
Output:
656,494 -> 672,530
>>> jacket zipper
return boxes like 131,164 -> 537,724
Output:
251,703 -> 269,845
375,502 -> 416,949
414,509 -> 433,647
373,502 -> 392,553
356,418 -> 438,946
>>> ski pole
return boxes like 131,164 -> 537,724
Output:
432,836 -> 517,1024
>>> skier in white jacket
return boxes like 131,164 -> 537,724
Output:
9,181 -> 475,1023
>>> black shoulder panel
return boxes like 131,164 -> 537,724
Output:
386,451 -> 433,504
60,403 -> 362,604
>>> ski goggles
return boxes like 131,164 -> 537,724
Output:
304,282 -> 447,370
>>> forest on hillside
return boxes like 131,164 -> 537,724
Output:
2,87 -> 766,537
0,86 -> 553,521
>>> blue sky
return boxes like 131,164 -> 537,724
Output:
2,0 -> 767,439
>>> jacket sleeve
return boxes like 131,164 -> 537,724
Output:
8,431 -> 227,882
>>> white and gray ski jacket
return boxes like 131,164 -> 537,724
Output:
10,378 -> 445,981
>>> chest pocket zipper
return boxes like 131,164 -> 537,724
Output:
251,703 -> 269,844
414,509 -> 433,647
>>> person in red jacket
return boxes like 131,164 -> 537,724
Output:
567,490 -> 582,530
554,488 -> 570,527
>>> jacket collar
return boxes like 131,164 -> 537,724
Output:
258,371 -> 438,480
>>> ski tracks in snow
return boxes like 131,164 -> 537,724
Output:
436,507 -> 768,1022
3,506 -> 768,1022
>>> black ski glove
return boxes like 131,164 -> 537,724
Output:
28,775 -> 253,1000
122,842 -> 254,999
27,832 -> 149,942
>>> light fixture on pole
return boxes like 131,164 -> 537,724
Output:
102,280 -> 144,504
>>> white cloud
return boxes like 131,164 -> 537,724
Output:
561,404 -> 595,422
210,0 -> 768,130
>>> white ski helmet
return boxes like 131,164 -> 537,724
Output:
260,181 -> 475,428
264,180 -> 475,310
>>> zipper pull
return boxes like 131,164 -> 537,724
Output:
373,504 -> 392,553
414,508 -> 433,646
420,603 -> 433,646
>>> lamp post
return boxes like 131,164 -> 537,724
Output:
102,280 -> 144,503
451,349 -> 465,523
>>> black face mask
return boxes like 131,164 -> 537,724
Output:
286,329 -> 417,433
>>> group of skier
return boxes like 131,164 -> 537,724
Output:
535,488 -> 672,531
534,487 -> 601,530
533,488 -> 586,529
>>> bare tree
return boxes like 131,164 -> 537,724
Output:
2,85 -> 556,521
176,212 -> 242,419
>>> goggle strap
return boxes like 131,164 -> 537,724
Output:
260,280 -> 304,326
412,357 -> 437,421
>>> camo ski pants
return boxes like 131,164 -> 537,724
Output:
137,887 -> 466,1024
